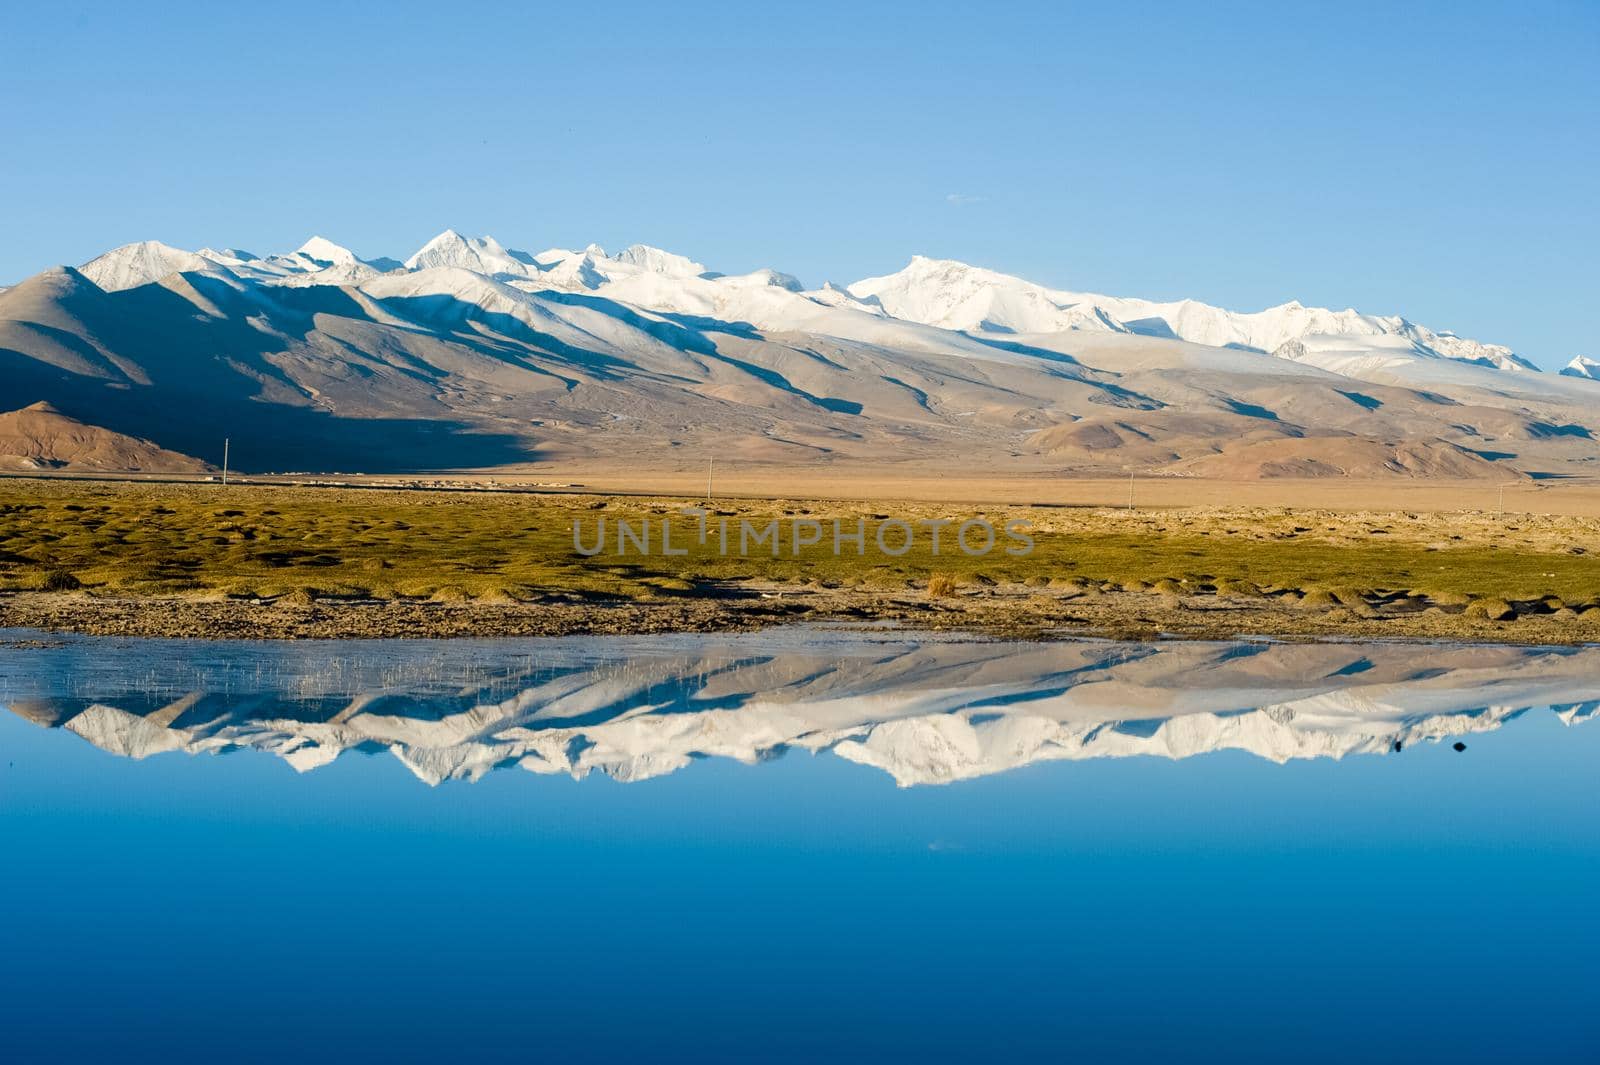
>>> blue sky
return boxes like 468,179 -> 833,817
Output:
2,1 -> 1594,367
4,692 -> 1599,1060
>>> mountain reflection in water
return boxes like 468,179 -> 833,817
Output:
3,629 -> 1596,787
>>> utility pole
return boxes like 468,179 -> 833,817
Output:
222,438 -> 230,486
1497,484 -> 1505,515
706,457 -> 714,501
1127,470 -> 1135,511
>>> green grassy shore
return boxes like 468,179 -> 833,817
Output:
3,479 -> 1599,642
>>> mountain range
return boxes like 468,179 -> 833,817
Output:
7,634 -> 1597,787
2,230 -> 1596,478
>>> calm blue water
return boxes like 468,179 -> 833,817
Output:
1,629 -> 1596,1063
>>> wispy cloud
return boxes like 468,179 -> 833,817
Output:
945,193 -> 988,207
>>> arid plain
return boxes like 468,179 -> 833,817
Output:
4,472 -> 1599,644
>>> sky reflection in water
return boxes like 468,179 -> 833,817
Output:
1,628 -> 1596,1063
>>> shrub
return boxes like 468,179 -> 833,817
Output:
1464,597 -> 1516,621
40,568 -> 80,592
927,573 -> 958,598
1325,586 -> 1371,607
276,587 -> 317,607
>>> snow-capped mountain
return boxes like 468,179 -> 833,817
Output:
403,228 -> 535,277
1560,355 -> 1600,380
190,237 -> 403,287
294,235 -> 364,267
79,240 -> 226,292
849,255 -> 1539,372
7,636 -> 1597,787
5,227 -> 1595,478
612,243 -> 707,277
70,232 -> 1546,377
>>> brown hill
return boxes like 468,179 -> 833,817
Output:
0,401 -> 211,473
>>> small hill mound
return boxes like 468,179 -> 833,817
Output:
0,402 -> 211,473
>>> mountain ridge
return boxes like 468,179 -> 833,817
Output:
1,231 -> 1593,478
69,233 -> 1564,374
850,254 -> 1541,373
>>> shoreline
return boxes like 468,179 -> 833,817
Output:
11,468 -> 1600,516
6,586 -> 1599,645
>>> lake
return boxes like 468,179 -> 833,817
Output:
2,627 -> 1596,1063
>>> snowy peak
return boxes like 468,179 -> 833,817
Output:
1420,331 -> 1538,373
1560,355 -> 1600,380
403,229 -> 531,277
294,235 -> 361,267
79,240 -> 227,292
614,243 -> 706,278
507,242 -> 717,292
529,246 -> 609,290
192,237 -> 402,285
849,256 -> 1118,335
725,267 -> 803,292
849,255 -> 1540,373
264,236 -> 402,285
850,256 -> 1012,322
